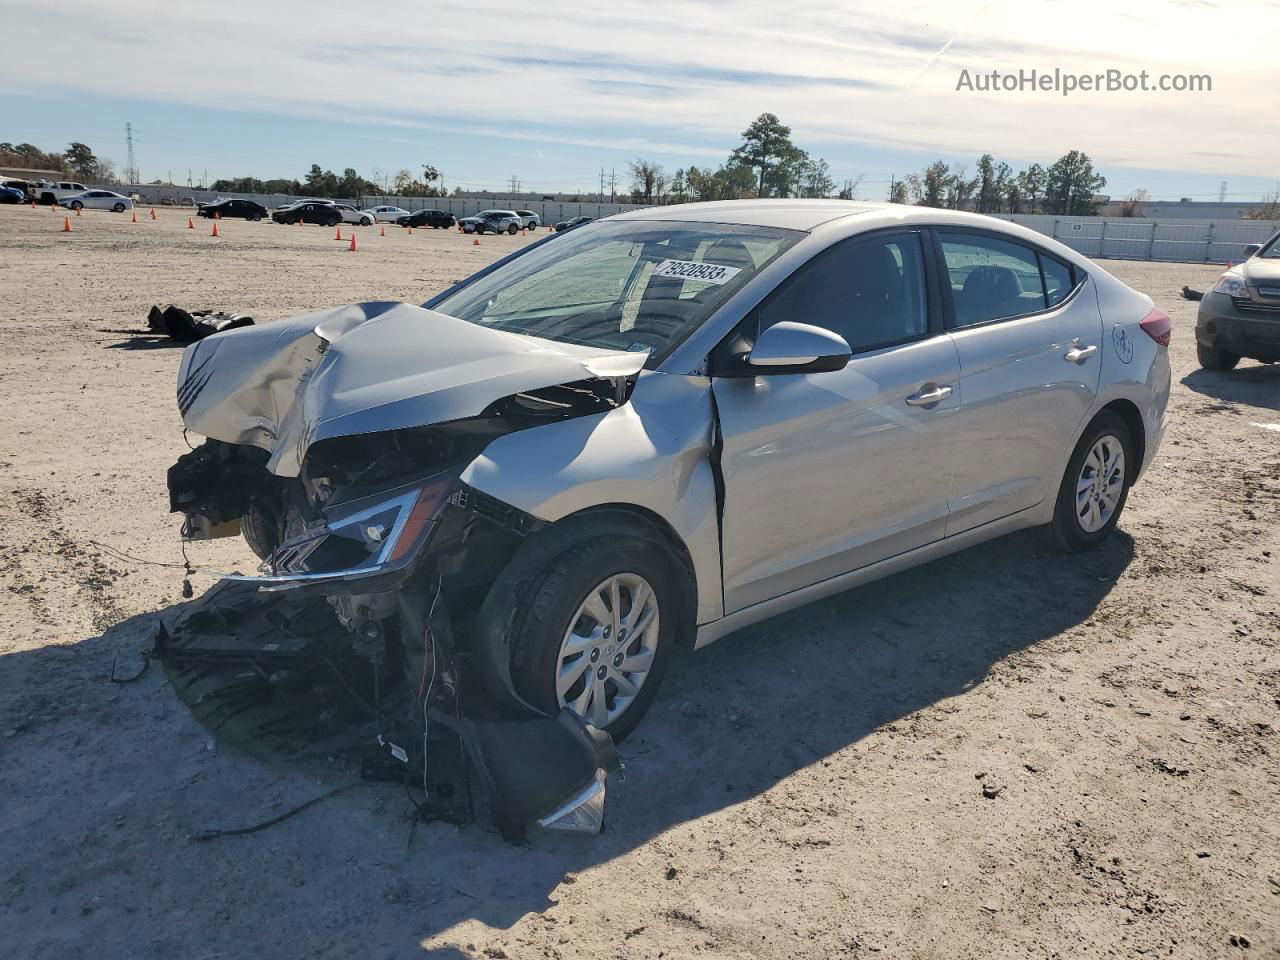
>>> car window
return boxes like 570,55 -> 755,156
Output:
758,232 -> 929,352
938,232 -> 1048,327
1041,253 -> 1075,306
432,221 -> 800,362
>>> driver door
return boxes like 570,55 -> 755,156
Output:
711,230 -> 960,613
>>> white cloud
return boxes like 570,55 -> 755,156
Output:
0,0 -> 1273,176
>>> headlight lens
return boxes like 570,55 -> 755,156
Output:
260,470 -> 459,581
1212,273 -> 1249,297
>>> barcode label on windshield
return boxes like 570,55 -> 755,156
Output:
652,258 -> 742,285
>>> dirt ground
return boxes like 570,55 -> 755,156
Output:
0,204 -> 1276,960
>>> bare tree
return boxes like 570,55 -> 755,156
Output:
628,158 -> 666,204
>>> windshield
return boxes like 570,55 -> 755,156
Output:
1260,233 -> 1280,258
430,220 -> 801,362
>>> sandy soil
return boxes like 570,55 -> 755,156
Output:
0,204 -> 1277,960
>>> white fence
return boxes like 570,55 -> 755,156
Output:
996,214 -> 1279,264
105,182 -> 1279,263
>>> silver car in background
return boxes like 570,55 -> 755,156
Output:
459,209 -> 523,234
165,200 -> 1170,829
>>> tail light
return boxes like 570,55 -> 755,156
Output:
1139,307 -> 1171,347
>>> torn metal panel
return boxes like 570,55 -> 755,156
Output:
176,301 -> 646,477
461,372 -> 725,625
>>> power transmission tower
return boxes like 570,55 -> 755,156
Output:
125,122 -> 137,185
1219,180 -> 1228,202
508,174 -> 521,194
600,168 -> 606,200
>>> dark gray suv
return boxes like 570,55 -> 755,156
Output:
1196,231 -> 1280,369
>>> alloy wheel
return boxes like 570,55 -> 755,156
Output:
555,572 -> 660,728
1075,435 -> 1125,533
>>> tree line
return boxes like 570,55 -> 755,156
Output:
626,113 -> 1109,216
0,141 -> 115,181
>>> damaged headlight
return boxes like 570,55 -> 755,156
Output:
230,470 -> 459,588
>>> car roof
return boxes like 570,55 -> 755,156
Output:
611,199 -> 885,229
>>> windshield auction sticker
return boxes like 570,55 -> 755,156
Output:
652,258 -> 743,285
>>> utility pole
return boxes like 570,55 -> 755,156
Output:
888,174 -> 896,203
600,167 -> 606,201
125,122 -> 137,185
609,167 -> 617,203
1219,180 -> 1228,202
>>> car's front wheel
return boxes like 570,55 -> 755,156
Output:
507,223 -> 518,235
360,216 -> 372,226
509,536 -> 679,741
1196,343 -> 1240,371
1049,411 -> 1134,552
70,200 -> 83,210
113,203 -> 126,212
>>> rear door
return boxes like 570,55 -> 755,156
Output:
712,230 -> 961,613
935,230 -> 1102,534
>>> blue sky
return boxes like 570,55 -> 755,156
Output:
2,0 -> 1276,202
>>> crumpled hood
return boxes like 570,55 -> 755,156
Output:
176,301 -> 646,476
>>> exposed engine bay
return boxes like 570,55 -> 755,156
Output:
160,301 -> 652,839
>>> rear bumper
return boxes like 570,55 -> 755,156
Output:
1196,291 -> 1280,360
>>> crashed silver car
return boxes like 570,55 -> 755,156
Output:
163,200 -> 1171,835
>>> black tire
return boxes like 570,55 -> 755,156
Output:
70,200 -> 83,210
1048,411 -> 1134,552
360,216 -> 373,226
507,223 -> 518,235
508,536 -> 681,742
1196,342 -> 1240,371
251,214 -> 262,221
113,203 -> 126,213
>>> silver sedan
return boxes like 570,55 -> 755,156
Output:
169,200 -> 1171,746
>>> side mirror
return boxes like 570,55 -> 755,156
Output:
1244,243 -> 1261,258
746,321 -> 852,374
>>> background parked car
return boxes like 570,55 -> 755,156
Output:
271,201 -> 342,226
331,203 -> 374,226
514,209 -> 541,230
0,186 -> 25,204
32,180 -> 89,205
58,190 -> 133,212
459,210 -> 522,235
1195,230 -> 1280,370
554,215 -> 593,232
363,205 -> 410,223
179,197 -> 196,206
197,198 -> 268,221
397,209 -> 457,229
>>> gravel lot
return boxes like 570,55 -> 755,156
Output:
1,204 -> 1277,959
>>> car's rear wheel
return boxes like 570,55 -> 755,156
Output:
1196,343 -> 1240,371
508,536 -> 678,741
1049,412 -> 1134,552
251,214 -> 262,221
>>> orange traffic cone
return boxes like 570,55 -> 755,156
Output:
187,217 -> 194,229
472,237 -> 480,246
379,225 -> 385,237
150,208 -> 157,220
30,200 -> 36,208
213,210 -> 220,220
349,234 -> 358,252
131,210 -> 138,223
334,225 -> 343,241
547,225 -> 553,232
62,216 -> 73,233
408,227 -> 413,235
211,220 -> 220,237
76,206 -> 82,217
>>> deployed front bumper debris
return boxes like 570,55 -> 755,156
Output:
156,568 -> 620,840
148,304 -> 254,343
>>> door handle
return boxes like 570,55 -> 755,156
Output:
1064,344 -> 1098,363
905,384 -> 953,407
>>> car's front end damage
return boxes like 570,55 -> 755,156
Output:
162,301 -> 654,839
